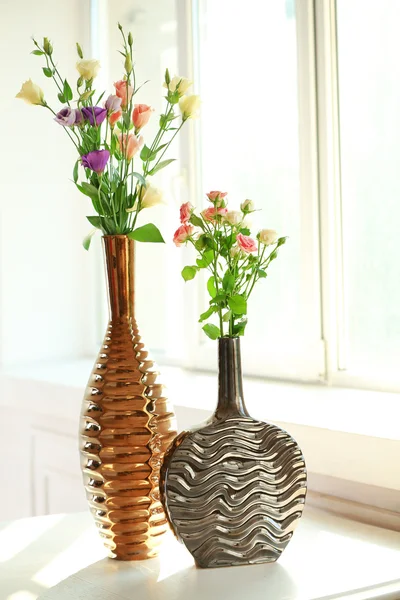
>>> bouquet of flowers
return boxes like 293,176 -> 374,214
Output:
173,192 -> 286,339
16,24 -> 199,248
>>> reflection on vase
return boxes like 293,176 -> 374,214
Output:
161,337 -> 307,568
80,235 -> 177,560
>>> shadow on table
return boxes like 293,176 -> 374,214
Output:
38,554 -> 298,600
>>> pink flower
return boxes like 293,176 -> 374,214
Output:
118,133 -> 143,161
108,109 -> 122,127
237,233 -> 257,253
202,206 -> 228,222
206,191 -> 228,203
173,224 -> 194,246
105,94 -> 122,114
114,80 -> 134,109
180,202 -> 193,224
132,104 -> 153,131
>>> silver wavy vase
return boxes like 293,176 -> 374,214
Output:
160,337 -> 307,568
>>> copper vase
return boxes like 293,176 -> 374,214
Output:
80,235 -> 177,560
161,337 -> 307,568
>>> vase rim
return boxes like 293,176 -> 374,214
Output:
102,234 -> 131,239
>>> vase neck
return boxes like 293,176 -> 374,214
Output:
215,337 -> 248,419
103,236 -> 135,319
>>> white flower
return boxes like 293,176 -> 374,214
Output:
240,199 -> 255,213
258,229 -> 278,246
15,79 -> 45,105
140,183 -> 164,209
230,245 -> 243,258
224,210 -> 242,226
76,59 -> 100,81
179,94 -> 201,120
164,75 -> 193,96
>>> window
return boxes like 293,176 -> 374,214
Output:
99,0 -> 399,394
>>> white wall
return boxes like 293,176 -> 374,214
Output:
0,0 -> 97,366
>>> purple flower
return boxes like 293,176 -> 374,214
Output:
81,150 -> 110,173
105,94 -> 122,114
82,106 -> 107,126
54,107 -> 83,127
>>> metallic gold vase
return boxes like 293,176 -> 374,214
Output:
80,235 -> 177,560
161,337 -> 307,568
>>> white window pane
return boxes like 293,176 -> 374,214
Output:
337,0 -> 400,375
197,0 -> 309,365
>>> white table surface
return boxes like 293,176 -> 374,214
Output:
1,507 -> 399,600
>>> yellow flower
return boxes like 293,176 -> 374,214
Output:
76,59 -> 100,81
163,75 -> 192,97
179,94 -> 201,121
16,79 -> 45,105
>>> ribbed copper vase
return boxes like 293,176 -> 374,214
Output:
80,235 -> 177,560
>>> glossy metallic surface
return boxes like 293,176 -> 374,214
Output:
161,338 -> 307,568
80,236 -> 177,560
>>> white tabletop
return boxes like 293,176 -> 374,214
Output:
1,507 -> 399,600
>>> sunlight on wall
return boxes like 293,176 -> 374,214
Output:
0,514 -> 65,563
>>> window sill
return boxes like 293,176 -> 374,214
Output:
1,358 -> 399,520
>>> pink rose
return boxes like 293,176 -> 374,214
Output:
206,191 -> 228,204
118,133 -> 143,161
202,206 -> 228,222
237,233 -> 257,253
180,202 -> 193,224
132,104 -> 153,131
114,80 -> 134,109
108,109 -> 122,127
173,224 -> 194,246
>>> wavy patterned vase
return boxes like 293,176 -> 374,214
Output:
161,337 -> 307,568
80,235 -> 177,560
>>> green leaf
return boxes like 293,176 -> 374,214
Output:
199,306 -> 217,322
202,323 -> 220,340
140,145 -> 153,161
257,269 -> 267,278
128,223 -> 165,243
196,249 -> 214,268
123,112 -> 131,129
211,293 -> 227,305
240,227 -> 251,236
222,310 -> 232,322
148,159 -> 176,176
116,121 -> 124,130
31,50 -> 44,56
269,250 -> 278,261
96,90 -> 106,105
63,79 -> 73,101
81,182 -> 99,199
42,67 -> 53,78
82,229 -> 96,251
86,215 -> 102,228
233,318 -> 248,337
222,271 -> 235,293
73,160 -> 79,184
132,172 -> 146,186
181,266 -> 198,282
228,295 -> 247,315
58,92 -> 66,103
207,276 -> 217,299
190,214 -> 205,229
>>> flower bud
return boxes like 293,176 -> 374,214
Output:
128,32 -> 133,46
43,37 -> 53,55
118,22 -> 123,31
124,53 -> 133,73
77,76 -> 84,88
76,42 -> 84,59
240,199 -> 255,213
